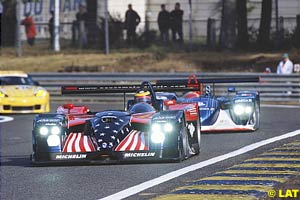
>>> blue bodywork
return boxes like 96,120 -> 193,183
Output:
158,89 -> 260,130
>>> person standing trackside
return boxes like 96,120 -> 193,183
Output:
157,4 -> 170,42
21,13 -> 37,46
276,53 -> 294,74
76,4 -> 89,48
124,4 -> 141,45
48,11 -> 54,48
170,2 -> 184,43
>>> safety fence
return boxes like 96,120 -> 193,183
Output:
30,73 -> 300,104
4,0 -> 299,54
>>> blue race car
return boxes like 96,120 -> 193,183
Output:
156,75 -> 260,132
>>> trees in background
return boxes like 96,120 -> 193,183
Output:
1,0 -> 41,46
219,0 -> 236,49
236,0 -> 249,49
257,0 -> 272,48
219,0 -> 285,50
1,0 -> 16,46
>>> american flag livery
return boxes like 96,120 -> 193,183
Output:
62,133 -> 96,153
187,105 -> 198,116
115,130 -> 149,151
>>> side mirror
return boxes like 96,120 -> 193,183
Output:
153,99 -> 164,111
63,104 -> 74,110
228,87 -> 236,93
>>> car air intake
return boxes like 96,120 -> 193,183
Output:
34,105 -> 41,109
3,105 -> 11,110
12,106 -> 33,111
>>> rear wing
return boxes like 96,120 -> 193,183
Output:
61,82 -> 200,95
156,75 -> 260,85
61,76 -> 260,95
156,74 -> 260,95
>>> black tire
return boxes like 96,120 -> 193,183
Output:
178,118 -> 187,161
178,116 -> 196,161
193,119 -> 201,155
253,102 -> 260,130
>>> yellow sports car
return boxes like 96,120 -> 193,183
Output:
0,71 -> 50,113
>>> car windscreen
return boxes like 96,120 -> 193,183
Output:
129,103 -> 155,114
0,76 -> 35,86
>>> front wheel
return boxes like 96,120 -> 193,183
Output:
178,117 -> 195,161
252,102 -> 260,130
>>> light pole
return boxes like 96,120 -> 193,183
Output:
16,0 -> 22,57
54,0 -> 60,51
104,0 -> 109,54
187,0 -> 193,52
188,0 -> 193,42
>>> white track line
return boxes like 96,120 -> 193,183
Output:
0,116 -> 14,123
100,129 -> 300,200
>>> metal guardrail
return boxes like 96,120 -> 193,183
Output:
30,73 -> 300,103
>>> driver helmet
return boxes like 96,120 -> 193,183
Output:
134,89 -> 151,104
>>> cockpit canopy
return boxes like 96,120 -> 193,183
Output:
128,102 -> 155,114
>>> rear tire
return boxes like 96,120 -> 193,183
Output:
193,119 -> 201,155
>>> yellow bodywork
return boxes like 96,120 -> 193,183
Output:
0,71 -> 50,113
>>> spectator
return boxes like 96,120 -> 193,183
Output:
76,4 -> 88,48
124,4 -> 141,45
157,4 -> 170,42
21,13 -> 36,46
170,2 -> 184,43
48,11 -> 54,48
276,53 -> 294,74
264,67 -> 271,73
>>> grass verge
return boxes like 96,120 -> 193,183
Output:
1,43 -> 300,73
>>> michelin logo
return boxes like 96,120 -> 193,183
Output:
55,154 -> 87,159
124,152 -> 156,158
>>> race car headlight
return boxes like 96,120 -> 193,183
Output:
151,123 -> 161,132
35,89 -> 47,97
47,135 -> 60,147
40,126 -> 48,136
0,91 -> 8,98
233,104 -> 244,115
163,123 -> 173,132
51,126 -> 60,135
151,131 -> 165,144
245,106 -> 252,114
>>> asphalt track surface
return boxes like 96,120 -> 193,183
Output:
1,103 -> 300,200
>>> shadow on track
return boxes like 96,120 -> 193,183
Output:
1,155 -> 32,167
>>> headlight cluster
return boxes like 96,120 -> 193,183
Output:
151,123 -> 173,133
0,91 -> 8,98
39,126 -> 61,147
47,135 -> 60,147
39,126 -> 61,136
233,104 -> 253,115
151,123 -> 173,144
35,89 -> 47,97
